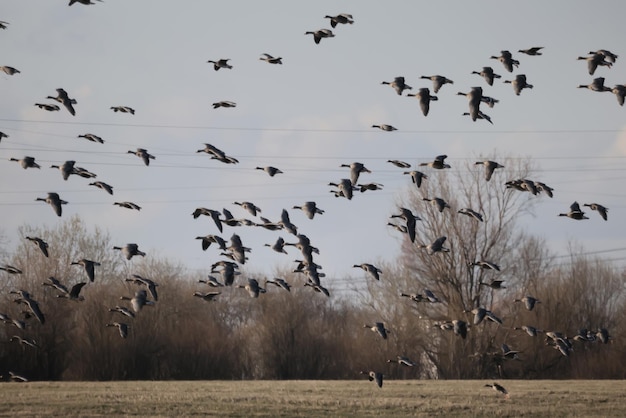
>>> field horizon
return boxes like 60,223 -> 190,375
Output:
1,379 -> 624,417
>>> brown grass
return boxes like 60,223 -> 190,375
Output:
0,380 -> 624,417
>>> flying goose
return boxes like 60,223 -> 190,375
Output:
196,234 -> 227,251
35,192 -> 67,216
471,66 -> 501,86
259,53 -> 282,64
192,208 -> 223,232
193,291 -> 221,301
110,106 -> 135,114
305,29 -> 334,44
57,282 -> 87,301
577,53 -> 612,75
293,201 -> 324,219
419,236 -> 450,254
372,124 -> 397,131
419,154 -> 450,169
47,88 -> 76,115
470,260 -> 500,271
518,46 -> 544,56
106,322 -> 129,338
89,181 -> 113,195
233,201 -> 261,217
360,370 -> 383,388
70,259 -> 101,282
479,280 -> 506,290
514,295 -> 540,311
207,58 -> 232,71
78,133 -> 104,143
114,201 -> 141,210
120,289 -> 154,312
475,160 -> 504,181
0,21 -> 9,30
403,170 -> 427,189
10,290 -> 45,324
9,335 -> 38,349
578,76 -> 611,92
387,356 -> 415,366
0,131 -> 8,142
381,76 -> 412,95
514,325 -> 543,337
113,243 -> 146,260
69,0 -> 103,5
419,75 -> 454,93
357,182 -> 383,192
237,278 -> 266,298
212,100 -> 237,109
198,275 -> 224,287
324,13 -> 354,27
1,265 -> 22,274
127,148 -> 155,166
255,216 -> 283,231
583,203 -> 608,221
400,292 -> 425,303
340,161 -> 371,185
458,86 -> 484,121
484,382 -> 509,398
109,306 -> 135,318
490,50 -> 520,72
504,74 -> 533,95
423,197 -> 450,213
590,49 -> 618,63
265,278 -> 291,292
25,236 -> 49,257
35,103 -> 60,111
407,87 -> 438,116
457,208 -> 483,222
388,159 -> 411,168
303,281 -> 330,297
329,179 -> 356,200
389,207 -> 420,242
611,84 -> 626,106
353,263 -> 382,281
126,274 -> 159,301
255,166 -> 283,176
0,66 -> 20,75
559,201 -> 588,220
42,277 -> 68,294
462,110 -> 493,124
364,322 -> 389,339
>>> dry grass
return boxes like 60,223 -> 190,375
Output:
0,380 -> 624,417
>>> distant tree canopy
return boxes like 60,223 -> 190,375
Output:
1,160 -> 625,382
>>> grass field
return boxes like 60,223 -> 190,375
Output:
0,379 -> 624,417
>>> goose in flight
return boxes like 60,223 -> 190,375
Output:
127,148 -> 155,166
36,192 -> 67,216
69,0 -> 103,5
389,207 -> 420,242
1,265 -> 22,274
89,181 -> 113,195
198,275 -> 224,287
559,201 -> 588,220
305,29 -> 334,44
0,21 -> 8,30
10,290 -> 45,324
193,208 -> 223,232
577,52 -> 613,75
106,322 -> 129,339
47,88 -> 76,116
120,289 -> 154,313
126,274 -> 159,301
113,243 -> 146,260
485,382 -> 509,398
196,234 -> 227,251
590,49 -> 618,63
611,84 -> 626,106
110,106 -> 135,114
458,86 -> 484,121
35,103 -> 60,112
490,50 -> 520,72
388,160 -> 411,168
514,295 -> 540,311
114,201 -> 141,211
25,236 -> 49,257
43,277 -> 68,294
518,46 -> 544,56
407,87 -> 438,116
265,278 -> 291,292
259,53 -> 282,64
9,156 -> 41,170
457,208 -> 483,222
9,335 -> 38,349
212,100 -> 237,109
462,110 -> 493,125
324,13 -> 353,27
504,74 -> 533,95
578,77 -> 611,92
372,124 -> 397,131
233,201 -> 261,217
471,66 -> 501,86
364,322 -> 389,339
381,76 -> 412,95
57,282 -> 87,301
71,259 -> 101,282
0,66 -> 20,75
419,154 -> 450,169
423,197 -> 450,213
109,306 -> 135,319
419,236 -> 449,255
293,201 -> 324,219
78,133 -> 104,144
475,160 -> 504,181
514,325 -> 543,337
360,370 -> 383,388
193,291 -> 221,301
403,170 -> 427,189
419,75 -> 454,93
207,58 -> 232,71
237,278 -> 266,298
255,166 -> 283,176
470,260 -> 500,271
353,263 -> 382,281
329,178 -> 356,200
340,161 -> 371,185
357,182 -> 384,193
583,203 -> 608,221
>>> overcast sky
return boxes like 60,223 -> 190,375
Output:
1,1 -> 626,293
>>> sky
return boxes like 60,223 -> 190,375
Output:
1,1 -> 626,294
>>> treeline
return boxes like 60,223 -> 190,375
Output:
1,158 -> 626,381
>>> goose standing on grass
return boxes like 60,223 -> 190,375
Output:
207,58 -> 232,71
25,236 -> 49,257
127,148 -> 155,166
490,50 -> 519,72
578,77 -> 611,92
89,181 -> 113,195
36,192 -> 67,217
0,66 -> 20,75
113,243 -> 146,260
110,106 -> 135,114
360,370 -> 383,388
106,322 -> 129,339
325,13 -> 354,27
259,53 -> 282,64
390,207 -> 420,243
407,87 -> 438,116
583,203 -> 608,220
305,29 -> 334,44
578,53 -> 613,75
475,160 -> 504,181
472,67 -> 501,86
420,75 -> 454,93
559,201 -> 588,220
71,259 -> 101,282
9,156 -> 41,170
485,382 -> 509,398
504,74 -> 533,95
382,76 -> 412,95
353,263 -> 382,281
293,201 -> 324,219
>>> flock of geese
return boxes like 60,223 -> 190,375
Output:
0,5 -> 621,392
